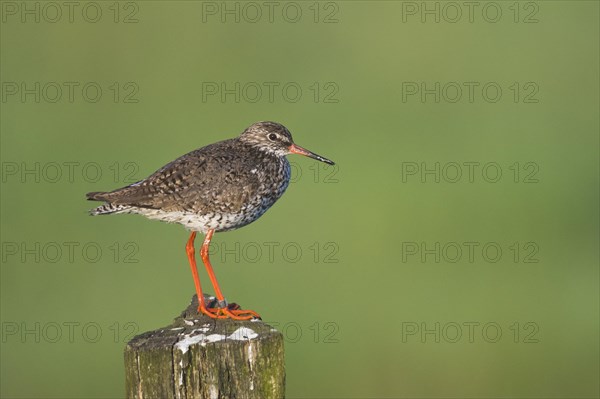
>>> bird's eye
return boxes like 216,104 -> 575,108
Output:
268,133 -> 278,141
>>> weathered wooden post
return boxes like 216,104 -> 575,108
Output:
124,295 -> 285,399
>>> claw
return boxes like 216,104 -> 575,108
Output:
224,307 -> 261,320
197,303 -> 261,320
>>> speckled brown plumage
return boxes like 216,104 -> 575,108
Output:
86,121 -> 334,233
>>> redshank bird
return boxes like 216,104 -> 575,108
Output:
86,121 -> 334,320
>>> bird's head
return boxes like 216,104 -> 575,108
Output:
240,121 -> 334,165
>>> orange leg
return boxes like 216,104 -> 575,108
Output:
200,229 -> 261,320
186,232 -> 219,318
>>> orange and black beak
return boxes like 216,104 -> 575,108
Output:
289,143 -> 335,165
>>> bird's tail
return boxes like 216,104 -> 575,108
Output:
86,191 -> 109,201
88,202 -> 131,216
86,191 -> 130,216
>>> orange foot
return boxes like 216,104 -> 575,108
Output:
198,302 -> 261,320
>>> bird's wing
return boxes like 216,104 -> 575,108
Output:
92,141 -> 262,214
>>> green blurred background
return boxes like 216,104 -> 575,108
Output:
1,1 -> 598,398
